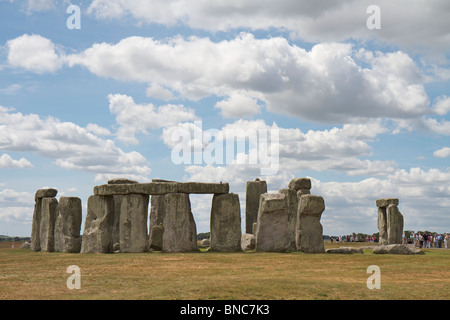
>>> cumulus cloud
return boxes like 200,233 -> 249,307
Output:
0,105 -> 151,180
163,118 -> 394,179
87,0 -> 450,61
62,34 -> 433,124
108,93 -> 198,144
434,147 -> 450,158
6,34 -> 62,74
0,154 -> 33,169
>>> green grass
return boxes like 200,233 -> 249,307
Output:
1,242 -> 449,300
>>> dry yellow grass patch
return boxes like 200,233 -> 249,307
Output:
1,242 -> 449,300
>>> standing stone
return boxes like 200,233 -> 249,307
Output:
108,178 -> 139,246
255,193 -> 290,252
245,179 -> 267,234
376,198 -> 403,245
387,204 -> 404,245
210,193 -> 242,252
119,194 -> 149,253
54,197 -> 82,253
377,207 -> 388,245
31,188 -> 58,252
288,178 -> 311,192
148,224 -> 163,251
81,195 -> 115,253
279,188 -> 298,251
296,194 -> 325,253
162,193 -> 198,252
39,197 -> 59,252
148,194 -> 167,250
31,199 -> 43,252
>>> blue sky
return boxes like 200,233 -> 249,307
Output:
1,0 -> 449,237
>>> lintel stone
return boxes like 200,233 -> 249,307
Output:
94,182 -> 229,196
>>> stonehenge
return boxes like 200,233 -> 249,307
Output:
54,197 -> 82,253
376,198 -> 404,245
29,177 -> 407,255
31,188 -> 58,252
245,178 -> 267,234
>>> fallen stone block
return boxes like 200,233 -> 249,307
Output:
325,247 -> 364,254
241,233 -> 256,251
373,244 -> 424,255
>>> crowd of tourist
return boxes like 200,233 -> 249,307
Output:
329,232 -> 450,249
329,235 -> 377,243
409,232 -> 449,249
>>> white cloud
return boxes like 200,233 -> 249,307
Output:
63,34 -> 432,123
0,154 -> 33,169
434,147 -> 450,158
26,0 -> 55,12
432,95 -> 450,116
163,118 -> 394,178
0,84 -> 22,95
215,91 -> 262,118
0,105 -> 151,180
85,123 -> 111,136
108,93 -> 198,144
6,34 -> 62,74
87,0 -> 450,62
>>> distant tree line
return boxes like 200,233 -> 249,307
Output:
0,235 -> 31,242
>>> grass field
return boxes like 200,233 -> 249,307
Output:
1,241 -> 449,300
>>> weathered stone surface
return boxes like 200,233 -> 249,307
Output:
54,197 -> 82,253
376,198 -> 403,245
108,178 -> 138,185
297,189 -> 311,197
245,179 -> 267,234
241,233 -> 256,251
279,188 -> 298,251
373,244 -> 424,255
162,193 -> 198,252
31,199 -> 42,252
296,195 -> 325,253
199,238 -> 210,247
149,194 -> 166,250
81,195 -> 115,253
377,207 -> 388,245
297,194 -> 325,216
176,182 -> 229,194
94,182 -> 229,196
34,188 -> 58,201
119,194 -> 149,253
325,247 -> 364,254
39,197 -> 58,252
288,178 -> 311,191
149,224 -> 163,251
387,204 -> 404,245
210,193 -> 242,252
376,198 -> 399,208
255,193 -> 290,252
